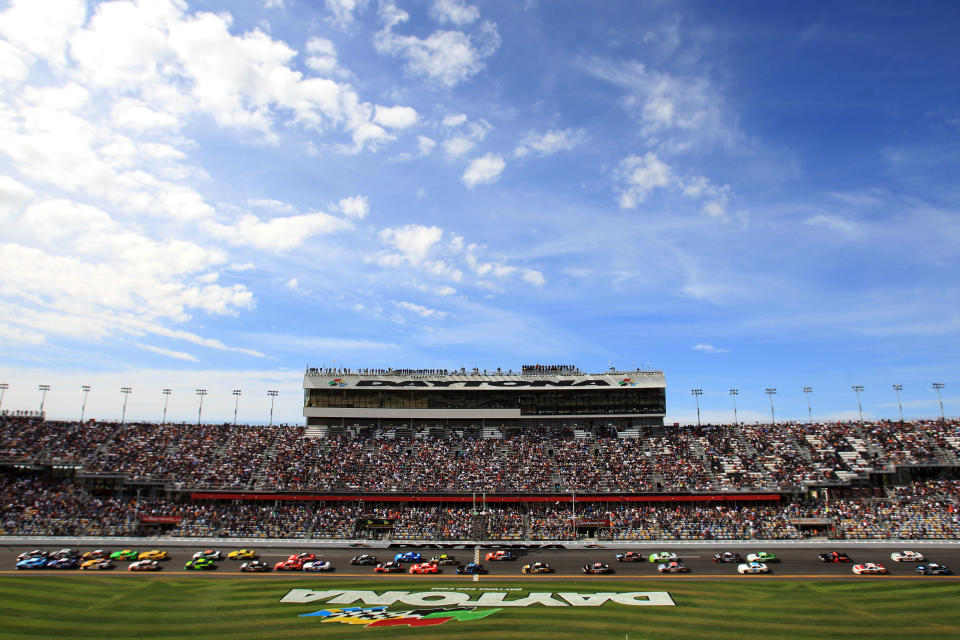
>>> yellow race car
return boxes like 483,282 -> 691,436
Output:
227,549 -> 257,560
138,550 -> 169,561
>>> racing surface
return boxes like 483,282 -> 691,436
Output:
4,543 -> 960,578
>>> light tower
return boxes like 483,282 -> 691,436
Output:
161,389 -> 172,425
852,385 -> 864,424
120,387 -> 132,426
765,388 -> 777,425
232,389 -> 242,425
80,385 -> 91,423
932,383 -> 946,424
195,389 -> 207,426
729,389 -> 739,425
38,384 -> 50,416
0,383 -> 8,415
892,384 -> 904,424
803,386 -> 813,424
691,389 -> 703,427
267,390 -> 278,427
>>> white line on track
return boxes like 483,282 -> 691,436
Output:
473,547 -> 480,582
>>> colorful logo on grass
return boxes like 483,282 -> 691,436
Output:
300,606 -> 501,629
328,378 -> 348,387
619,378 -> 639,387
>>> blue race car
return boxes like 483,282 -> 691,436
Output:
46,557 -> 79,570
456,563 -> 486,575
16,557 -> 48,570
394,552 -> 422,563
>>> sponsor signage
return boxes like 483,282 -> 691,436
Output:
139,515 -> 182,524
358,518 -> 395,528
351,379 -> 614,388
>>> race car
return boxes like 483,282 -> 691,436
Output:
891,550 -> 925,562
45,557 -> 78,570
737,562 -> 769,574
657,561 -> 690,574
456,563 -> 485,575
138,550 -> 169,561
375,562 -> 404,574
52,549 -> 80,560
394,552 -> 422,563
648,552 -> 678,563
80,559 -> 113,570
916,563 -> 952,575
522,562 -> 554,574
192,550 -> 222,561
82,549 -> 108,561
852,563 -> 888,575
128,559 -> 161,572
485,550 -> 516,562
227,549 -> 257,560
616,551 -> 644,562
429,554 -> 459,566
240,561 -> 272,572
303,560 -> 335,572
746,552 -> 777,563
16,557 -> 48,570
350,554 -> 378,566
582,562 -> 613,574
818,551 -> 852,563
274,558 -> 306,571
109,549 -> 139,561
289,552 -> 316,563
185,558 -> 216,571
17,550 -> 48,561
712,552 -> 743,563
410,562 -> 440,574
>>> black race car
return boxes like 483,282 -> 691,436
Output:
456,563 -> 486,575
712,552 -> 743,563
239,561 -> 272,572
916,563 -> 952,575
819,551 -> 852,563
52,549 -> 80,560
17,550 -> 48,561
350,554 -> 378,566
429,554 -> 459,566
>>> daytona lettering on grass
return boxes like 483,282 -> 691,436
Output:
281,589 -> 676,607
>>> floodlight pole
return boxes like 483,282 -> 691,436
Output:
803,387 -> 813,424
932,383 -> 946,424
38,384 -> 50,417
0,383 -> 7,416
729,389 -> 738,425
267,390 -> 278,427
691,389 -> 703,427
196,389 -> 207,426
852,386 -> 864,425
232,389 -> 242,426
162,389 -> 172,426
765,388 -> 776,426
80,385 -> 91,423
892,385 -> 903,424
120,387 -> 132,426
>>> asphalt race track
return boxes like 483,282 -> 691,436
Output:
4,543 -> 960,579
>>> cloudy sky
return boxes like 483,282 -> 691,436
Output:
0,0 -> 957,425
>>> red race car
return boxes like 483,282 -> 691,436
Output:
484,551 -> 515,562
409,562 -> 440,574
274,558 -> 306,571
375,562 -> 404,573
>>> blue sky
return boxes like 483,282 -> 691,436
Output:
0,0 -> 957,425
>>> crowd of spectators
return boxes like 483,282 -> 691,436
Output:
2,417 -> 959,494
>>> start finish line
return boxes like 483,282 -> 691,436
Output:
281,589 -> 676,607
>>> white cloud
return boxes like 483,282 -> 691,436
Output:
397,300 -> 448,318
137,342 -> 199,362
326,0 -> 366,26
285,277 -> 298,290
373,104 -> 419,129
522,269 -> 546,287
417,135 -> 437,155
692,343 -> 729,354
305,37 -> 338,74
337,194 -> 369,219
0,39 -> 29,85
442,113 -> 467,127
803,214 -> 861,238
0,175 -> 34,218
379,224 -> 443,266
615,152 -> 672,208
110,98 -> 181,132
0,0 -> 87,70
514,128 -> 587,157
247,198 -> 294,212
264,0 -> 285,8
462,153 -> 505,187
430,0 -> 480,26
204,211 -> 352,252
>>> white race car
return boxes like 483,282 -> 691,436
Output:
890,550 -> 924,562
737,562 -> 769,574
852,563 -> 888,575
303,560 -> 335,572
648,552 -> 678,563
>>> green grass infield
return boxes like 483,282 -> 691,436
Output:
1,576 -> 959,639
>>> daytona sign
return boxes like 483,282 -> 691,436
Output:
281,589 -> 676,607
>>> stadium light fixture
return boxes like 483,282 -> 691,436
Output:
852,385 -> 864,424
0,383 -> 8,415
38,384 -> 50,416
803,387 -> 813,425
932,383 -> 945,424
267,390 -> 278,427
765,388 -> 776,425
892,384 -> 904,424
691,389 -> 703,427
729,389 -> 739,425
120,387 -> 132,426
232,389 -> 242,425
196,389 -> 207,426
161,389 -> 172,426
80,385 -> 91,424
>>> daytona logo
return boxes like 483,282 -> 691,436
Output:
282,589 -> 676,607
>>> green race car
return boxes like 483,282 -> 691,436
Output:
109,549 -> 139,561
185,558 -> 216,571
746,552 -> 778,563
